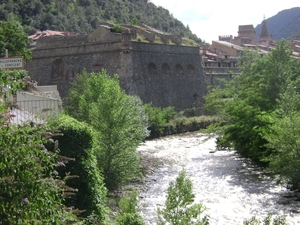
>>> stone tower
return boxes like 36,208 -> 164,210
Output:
258,17 -> 273,46
237,25 -> 255,44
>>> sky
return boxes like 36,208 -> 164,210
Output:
150,0 -> 300,43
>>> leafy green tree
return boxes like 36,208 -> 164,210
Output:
0,69 -> 78,224
157,170 -> 209,225
204,40 -> 298,163
65,69 -> 149,190
262,75 -> 300,189
0,20 -> 31,60
1,0 -> 203,44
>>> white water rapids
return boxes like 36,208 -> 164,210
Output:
137,132 -> 300,225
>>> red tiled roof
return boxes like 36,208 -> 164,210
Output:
28,30 -> 76,41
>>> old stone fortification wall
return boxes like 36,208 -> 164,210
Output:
127,42 -> 206,112
26,26 -> 206,113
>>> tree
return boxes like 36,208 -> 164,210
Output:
157,170 -> 209,225
262,75 -> 300,190
0,20 -> 31,60
65,69 -> 149,190
204,40 -> 298,163
0,21 -> 80,223
0,71 -> 78,224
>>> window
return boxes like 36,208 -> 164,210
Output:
148,63 -> 158,76
175,64 -> 184,76
162,63 -> 171,76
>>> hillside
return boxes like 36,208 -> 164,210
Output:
255,7 -> 300,41
0,0 -> 203,44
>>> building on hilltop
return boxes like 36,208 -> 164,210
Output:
25,23 -> 206,113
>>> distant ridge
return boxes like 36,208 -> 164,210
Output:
255,7 -> 300,41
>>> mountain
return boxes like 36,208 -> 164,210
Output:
255,7 -> 300,41
0,0 -> 203,44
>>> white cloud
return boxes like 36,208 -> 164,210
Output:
150,0 -> 300,43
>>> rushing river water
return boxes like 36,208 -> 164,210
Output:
137,132 -> 300,225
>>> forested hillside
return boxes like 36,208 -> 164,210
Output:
0,0 -> 203,44
255,7 -> 300,41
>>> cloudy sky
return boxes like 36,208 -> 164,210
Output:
150,0 -> 300,43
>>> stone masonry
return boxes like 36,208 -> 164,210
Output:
25,24 -> 207,113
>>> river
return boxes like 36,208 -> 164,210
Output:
137,132 -> 300,225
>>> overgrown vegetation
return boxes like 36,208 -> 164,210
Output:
115,190 -> 145,225
157,170 -> 209,225
0,71 -> 78,223
65,69 -> 149,191
47,114 -> 108,221
144,103 -> 176,138
0,0 -> 203,45
204,39 -> 300,189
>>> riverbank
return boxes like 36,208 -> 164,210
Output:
147,115 -> 219,139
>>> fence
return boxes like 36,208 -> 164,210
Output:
10,99 -> 62,125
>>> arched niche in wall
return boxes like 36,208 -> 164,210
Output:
52,58 -> 64,79
175,64 -> 184,76
148,62 -> 158,76
187,64 -> 195,76
162,63 -> 171,76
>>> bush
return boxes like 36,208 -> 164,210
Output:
116,190 -> 145,225
0,68 -> 78,223
116,213 -> 145,225
112,24 -> 123,33
157,170 -> 209,225
48,114 -> 108,221
144,103 -> 176,138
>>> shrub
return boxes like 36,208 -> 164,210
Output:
112,24 -> 123,33
116,190 -> 145,225
116,213 -> 145,225
144,103 -> 176,138
48,114 -> 108,221
0,68 -> 78,223
157,170 -> 209,225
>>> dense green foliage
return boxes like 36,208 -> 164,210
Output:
47,114 -> 108,221
0,71 -> 78,223
0,0 -> 203,44
0,22 -> 81,223
204,40 -> 300,188
144,103 -> 176,138
157,170 -> 209,225
65,69 -> 149,191
0,20 -> 31,59
116,190 -> 145,225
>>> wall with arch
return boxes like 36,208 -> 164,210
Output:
25,26 -> 207,113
